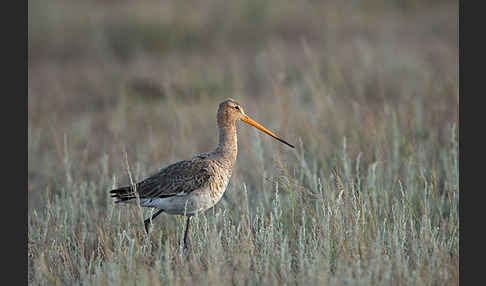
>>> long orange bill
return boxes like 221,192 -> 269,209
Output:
241,115 -> 295,149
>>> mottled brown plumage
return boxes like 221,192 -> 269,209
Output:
110,98 -> 294,247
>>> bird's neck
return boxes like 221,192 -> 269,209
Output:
215,121 -> 238,163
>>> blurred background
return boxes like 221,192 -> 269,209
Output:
28,0 -> 458,210
28,1 -> 459,284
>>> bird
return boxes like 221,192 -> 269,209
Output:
110,98 -> 294,248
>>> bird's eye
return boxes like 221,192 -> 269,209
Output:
234,106 -> 240,110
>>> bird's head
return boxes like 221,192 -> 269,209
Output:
217,98 -> 294,149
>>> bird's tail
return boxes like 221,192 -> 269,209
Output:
109,185 -> 138,203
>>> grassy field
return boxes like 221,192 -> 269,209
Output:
28,0 -> 458,285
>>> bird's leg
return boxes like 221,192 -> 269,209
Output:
183,216 -> 192,249
144,209 -> 164,233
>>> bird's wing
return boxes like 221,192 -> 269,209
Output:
110,158 -> 212,201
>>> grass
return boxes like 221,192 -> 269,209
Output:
28,0 -> 458,285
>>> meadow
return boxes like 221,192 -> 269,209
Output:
28,0 -> 458,284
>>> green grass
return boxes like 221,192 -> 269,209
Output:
28,0 -> 458,285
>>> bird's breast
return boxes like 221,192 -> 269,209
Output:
206,160 -> 233,204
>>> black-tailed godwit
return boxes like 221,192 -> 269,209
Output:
110,99 -> 294,247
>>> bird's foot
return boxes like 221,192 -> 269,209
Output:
144,219 -> 151,234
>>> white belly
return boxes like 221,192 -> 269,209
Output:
139,183 -> 228,215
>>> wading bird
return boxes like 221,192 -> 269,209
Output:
110,99 -> 294,248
